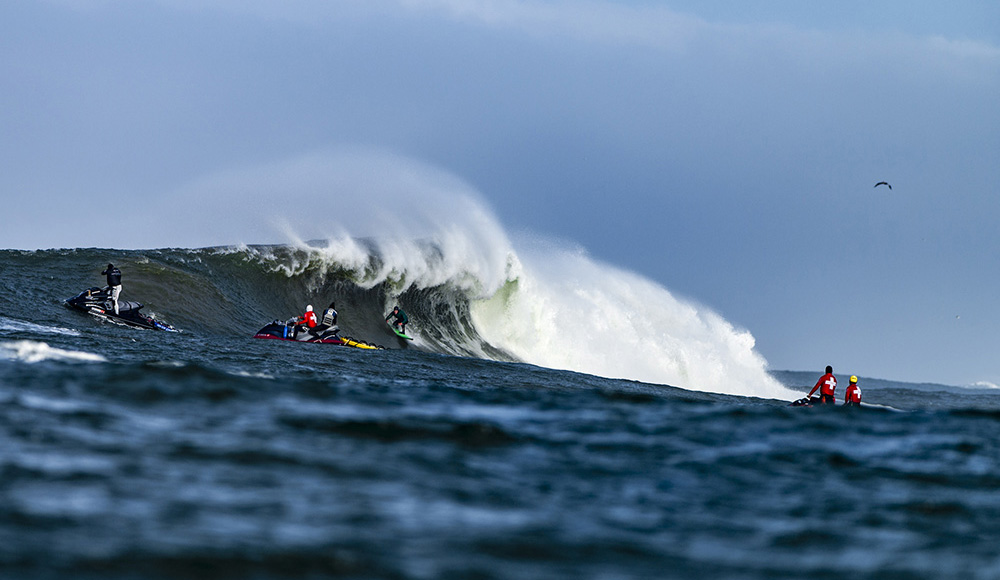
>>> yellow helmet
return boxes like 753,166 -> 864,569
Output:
850,375 -> 858,383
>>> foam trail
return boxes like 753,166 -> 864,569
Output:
0,316 -> 81,337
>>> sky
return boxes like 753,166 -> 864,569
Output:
2,0 -> 998,386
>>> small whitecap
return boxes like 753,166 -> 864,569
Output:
0,340 -> 107,364
0,316 -> 81,337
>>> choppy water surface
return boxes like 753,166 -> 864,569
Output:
2,248 -> 1000,579
3,325 -> 1000,579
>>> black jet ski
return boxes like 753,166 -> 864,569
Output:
253,319 -> 385,349
65,287 -> 176,332
253,319 -> 345,344
790,396 -> 819,407
790,396 -> 862,408
789,396 -> 840,407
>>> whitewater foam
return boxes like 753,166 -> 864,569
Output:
0,316 -> 81,337
469,240 -> 794,399
0,341 -> 107,364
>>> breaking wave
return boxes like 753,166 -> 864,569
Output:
2,150 -> 793,398
5,240 -> 790,398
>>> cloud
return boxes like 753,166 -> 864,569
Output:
40,0 -> 381,25
397,0 -> 705,50
397,0 -> 1000,68
48,0 -> 999,68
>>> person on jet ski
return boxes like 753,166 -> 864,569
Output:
101,263 -> 122,315
310,302 -> 339,335
321,302 -> 337,327
843,375 -> 862,406
293,305 -> 318,338
386,306 -> 408,334
807,365 -> 838,404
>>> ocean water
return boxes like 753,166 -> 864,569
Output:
2,246 -> 1000,580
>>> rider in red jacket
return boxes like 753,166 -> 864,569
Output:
844,375 -> 862,406
807,365 -> 837,404
301,305 -> 318,328
291,305 -> 318,339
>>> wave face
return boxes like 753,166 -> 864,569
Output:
3,240 -> 788,400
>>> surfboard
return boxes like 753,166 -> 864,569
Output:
340,336 -> 384,350
388,322 -> 413,340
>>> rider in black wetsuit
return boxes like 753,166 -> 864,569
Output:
386,306 -> 408,334
101,263 -> 122,315
310,302 -> 339,335
322,302 -> 337,326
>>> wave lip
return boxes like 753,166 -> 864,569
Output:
0,341 -> 107,364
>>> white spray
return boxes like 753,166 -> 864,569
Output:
470,240 -> 794,398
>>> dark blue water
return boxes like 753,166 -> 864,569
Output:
2,248 -> 1000,579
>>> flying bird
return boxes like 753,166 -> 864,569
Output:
874,181 -> 892,190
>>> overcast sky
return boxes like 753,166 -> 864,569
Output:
2,0 -> 998,386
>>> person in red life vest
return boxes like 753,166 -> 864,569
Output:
301,305 -> 318,328
293,304 -> 318,338
843,375 -> 862,406
302,304 -> 316,328
807,365 -> 838,404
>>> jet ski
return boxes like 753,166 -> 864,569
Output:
253,319 -> 385,349
789,396 -> 820,407
253,319 -> 344,344
65,287 -> 176,331
789,396 -> 844,407
790,396 -> 865,409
